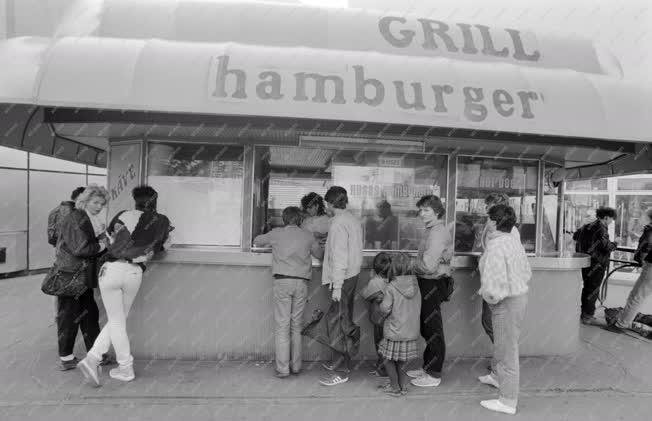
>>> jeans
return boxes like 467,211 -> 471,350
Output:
325,275 -> 358,371
491,294 -> 528,408
581,264 -> 606,317
617,262 -> 652,326
481,299 -> 494,343
417,277 -> 447,378
57,288 -> 100,357
88,261 -> 143,367
273,278 -> 308,375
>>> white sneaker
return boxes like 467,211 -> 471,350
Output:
480,399 -> 516,415
109,365 -> 135,382
406,369 -> 426,379
77,357 -> 101,387
478,374 -> 500,388
410,374 -> 441,387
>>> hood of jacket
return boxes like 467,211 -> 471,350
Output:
391,275 -> 418,298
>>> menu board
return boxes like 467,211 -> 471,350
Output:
333,165 -> 440,212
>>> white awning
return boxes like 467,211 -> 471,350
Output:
1,35 -> 650,145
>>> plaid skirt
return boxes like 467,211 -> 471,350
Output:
378,338 -> 418,361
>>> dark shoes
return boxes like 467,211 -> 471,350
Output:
58,357 -> 80,371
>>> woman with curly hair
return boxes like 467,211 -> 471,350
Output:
55,184 -> 110,371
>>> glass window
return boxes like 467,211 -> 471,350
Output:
147,143 -> 245,247
88,165 -> 108,176
562,193 -> 609,252
253,146 -> 447,251
566,178 -> 608,191
617,177 -> 652,191
455,156 -> 538,253
0,146 -> 27,168
613,195 -> 652,274
0,169 -> 27,231
29,153 -> 87,173
541,166 -> 561,253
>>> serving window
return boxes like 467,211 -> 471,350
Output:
253,146 -> 448,251
146,142 -> 245,247
455,156 -> 539,253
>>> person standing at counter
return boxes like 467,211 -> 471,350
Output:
78,186 -> 171,386
300,192 -> 331,245
54,185 -> 109,371
407,195 -> 453,388
479,194 -> 521,345
319,186 -> 363,387
253,206 -> 324,378
478,204 -> 531,415
607,209 -> 652,332
573,207 -> 618,325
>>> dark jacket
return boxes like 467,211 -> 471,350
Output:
47,201 -> 75,246
379,275 -> 421,341
101,209 -> 171,271
56,209 -> 105,288
573,220 -> 617,268
634,224 -> 652,265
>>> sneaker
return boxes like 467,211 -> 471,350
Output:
318,373 -> 349,386
77,357 -> 101,387
406,368 -> 426,379
275,372 -> 290,379
480,399 -> 516,415
379,384 -> 401,397
109,365 -> 135,382
478,374 -> 500,388
410,374 -> 441,387
58,357 -> 80,371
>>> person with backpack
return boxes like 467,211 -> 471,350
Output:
47,187 -> 86,247
573,207 -> 618,325
607,209 -> 652,332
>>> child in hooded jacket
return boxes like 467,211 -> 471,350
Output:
378,253 -> 422,396
360,252 -> 392,378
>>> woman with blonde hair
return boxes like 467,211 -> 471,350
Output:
55,184 -> 110,370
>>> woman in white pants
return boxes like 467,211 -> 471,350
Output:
78,186 -> 171,386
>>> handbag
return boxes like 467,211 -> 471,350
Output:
41,261 -> 89,297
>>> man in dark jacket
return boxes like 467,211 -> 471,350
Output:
47,187 -> 86,246
573,207 -> 618,324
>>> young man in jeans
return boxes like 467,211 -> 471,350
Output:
253,206 -> 323,378
408,195 -> 453,387
319,186 -> 363,386
573,207 -> 617,324
608,209 -> 652,332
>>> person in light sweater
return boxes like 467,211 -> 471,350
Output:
318,186 -> 363,387
477,204 -> 531,415
479,194 -> 521,346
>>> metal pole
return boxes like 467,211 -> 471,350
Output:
534,160 -> 544,256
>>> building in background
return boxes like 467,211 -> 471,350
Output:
0,145 -> 106,275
